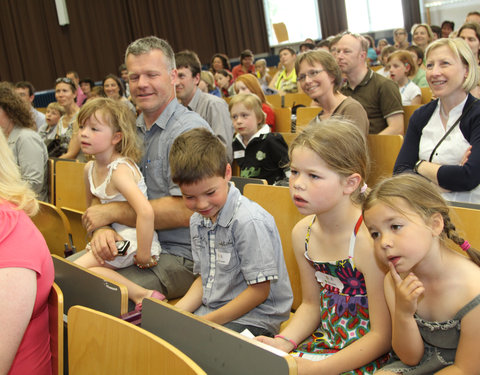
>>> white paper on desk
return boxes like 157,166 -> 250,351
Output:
240,328 -> 255,338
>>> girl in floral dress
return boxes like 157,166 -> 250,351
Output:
257,119 -> 391,374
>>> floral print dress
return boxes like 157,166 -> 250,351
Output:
293,216 -> 389,374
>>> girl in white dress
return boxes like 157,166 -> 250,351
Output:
74,98 -> 164,309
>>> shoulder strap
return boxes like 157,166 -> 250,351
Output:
455,294 -> 480,321
429,99 -> 479,162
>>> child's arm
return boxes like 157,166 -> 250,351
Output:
435,299 -> 480,374
256,217 -> 322,352
388,263 -> 425,365
201,281 -> 270,325
175,276 -> 204,313
110,163 -> 155,265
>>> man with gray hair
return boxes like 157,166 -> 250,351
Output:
81,36 -> 211,300
336,32 -> 404,135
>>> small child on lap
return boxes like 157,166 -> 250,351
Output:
171,128 -> 293,337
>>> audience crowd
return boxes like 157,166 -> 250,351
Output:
2,10 -> 480,374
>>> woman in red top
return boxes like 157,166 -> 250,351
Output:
234,73 -> 276,131
0,128 -> 54,375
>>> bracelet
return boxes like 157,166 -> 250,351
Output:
274,334 -> 298,350
133,255 -> 158,269
414,159 -> 425,174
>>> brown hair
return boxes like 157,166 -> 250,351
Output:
363,174 -> 480,266
295,49 -> 343,92
289,117 -> 369,205
76,98 -> 142,162
387,50 -> 418,77
0,82 -> 34,129
170,128 -> 227,185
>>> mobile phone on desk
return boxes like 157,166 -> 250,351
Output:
115,240 -> 130,256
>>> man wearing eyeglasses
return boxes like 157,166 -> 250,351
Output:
336,33 -> 404,135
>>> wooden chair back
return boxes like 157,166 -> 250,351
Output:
32,201 -> 73,257
403,105 -> 422,134
278,132 -> 298,149
142,299 -> 297,375
231,176 -> 267,194
55,161 -> 87,211
274,107 -> 292,133
52,255 -> 128,316
61,207 -> 89,251
295,107 -> 322,128
266,94 -> 282,109
367,135 -> 404,187
421,86 -> 433,104
283,93 -> 311,108
68,305 -> 206,375
48,283 -> 64,375
449,205 -> 480,252
48,158 -> 55,204
243,184 -> 304,310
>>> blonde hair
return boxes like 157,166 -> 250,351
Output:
0,131 -> 38,216
425,38 -> 479,92
76,98 -> 143,162
411,23 -> 434,45
228,93 -> 266,128
47,102 -> 66,116
289,117 -> 369,205
363,174 -> 480,266
387,50 -> 418,77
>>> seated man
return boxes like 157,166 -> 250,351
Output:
175,50 -> 234,161
336,33 -> 404,135
80,36 -> 211,300
14,81 -> 45,130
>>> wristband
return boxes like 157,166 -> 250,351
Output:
274,335 -> 298,350
133,255 -> 158,269
414,159 -> 425,174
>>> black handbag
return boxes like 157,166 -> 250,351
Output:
46,125 -> 68,157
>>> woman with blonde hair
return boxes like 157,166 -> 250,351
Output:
395,38 -> 480,203
0,129 -> 54,374
235,73 -> 276,131
411,23 -> 434,51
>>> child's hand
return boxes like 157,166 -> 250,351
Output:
389,262 -> 424,317
255,336 -> 294,353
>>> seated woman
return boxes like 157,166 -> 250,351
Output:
103,74 -> 136,114
54,77 -> 79,158
296,50 -> 369,137
234,73 -> 276,131
0,129 -> 54,375
0,83 -> 48,202
394,38 -> 480,204
199,70 -> 221,97
209,53 -> 231,75
269,47 -> 301,94
458,22 -> 480,98
411,23 -> 434,52
215,69 -> 235,98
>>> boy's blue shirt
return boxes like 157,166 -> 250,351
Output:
189,183 -> 293,334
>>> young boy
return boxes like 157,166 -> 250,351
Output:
38,102 -> 65,141
170,128 -> 292,337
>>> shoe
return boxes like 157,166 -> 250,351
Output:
135,290 -> 166,312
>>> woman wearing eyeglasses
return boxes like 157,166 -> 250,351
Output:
52,77 -> 80,159
393,28 -> 409,49
0,83 -> 48,202
296,50 -> 369,137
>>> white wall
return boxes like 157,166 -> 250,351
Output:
422,0 -> 478,29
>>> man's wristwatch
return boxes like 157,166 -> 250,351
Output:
414,159 -> 425,174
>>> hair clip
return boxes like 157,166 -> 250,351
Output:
460,240 -> 471,251
360,183 -> 368,194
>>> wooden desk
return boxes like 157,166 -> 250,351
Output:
141,299 -> 297,375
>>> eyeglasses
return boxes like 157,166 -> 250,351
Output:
55,77 -> 74,85
395,31 -> 407,35
297,69 -> 324,82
